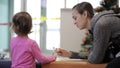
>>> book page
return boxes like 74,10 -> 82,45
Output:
56,56 -> 87,62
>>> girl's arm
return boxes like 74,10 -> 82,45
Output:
31,41 -> 55,64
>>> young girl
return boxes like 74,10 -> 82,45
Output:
10,12 -> 56,68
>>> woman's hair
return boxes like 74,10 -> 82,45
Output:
72,2 -> 94,18
12,12 -> 32,36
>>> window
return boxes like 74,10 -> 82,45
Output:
46,0 -> 65,50
13,0 -> 21,14
66,0 -> 101,8
26,0 -> 41,46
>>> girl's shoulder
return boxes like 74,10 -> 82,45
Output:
11,36 -> 36,44
27,38 -> 38,45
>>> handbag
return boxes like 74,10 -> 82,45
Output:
103,35 -> 120,63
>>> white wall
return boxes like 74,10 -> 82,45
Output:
60,8 -> 86,52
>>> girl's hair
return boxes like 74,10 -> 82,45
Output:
12,12 -> 32,36
72,2 -> 94,18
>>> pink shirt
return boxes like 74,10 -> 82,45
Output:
10,36 -> 55,68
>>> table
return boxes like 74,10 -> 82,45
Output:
42,59 -> 106,68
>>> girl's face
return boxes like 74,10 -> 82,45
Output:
72,9 -> 88,30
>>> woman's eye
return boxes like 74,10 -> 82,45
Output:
74,17 -> 77,20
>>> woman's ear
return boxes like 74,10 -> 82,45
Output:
83,11 -> 88,18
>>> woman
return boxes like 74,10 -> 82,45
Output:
56,1 -> 120,64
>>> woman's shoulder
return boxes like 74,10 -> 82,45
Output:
90,11 -> 116,31
93,10 -> 114,19
97,12 -> 120,25
92,11 -> 115,23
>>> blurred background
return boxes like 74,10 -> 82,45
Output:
0,0 -> 115,59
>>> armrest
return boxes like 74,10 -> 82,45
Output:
0,59 -> 41,68
0,59 -> 11,68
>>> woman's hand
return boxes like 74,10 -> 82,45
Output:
55,48 -> 72,57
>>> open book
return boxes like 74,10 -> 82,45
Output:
56,56 -> 87,62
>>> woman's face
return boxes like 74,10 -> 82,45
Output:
72,9 -> 88,30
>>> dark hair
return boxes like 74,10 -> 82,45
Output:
12,12 -> 32,36
72,2 -> 94,18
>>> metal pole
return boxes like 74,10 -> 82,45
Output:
64,0 -> 66,8
21,0 -> 27,11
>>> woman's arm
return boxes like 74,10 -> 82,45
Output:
70,51 -> 87,59
55,48 -> 87,59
